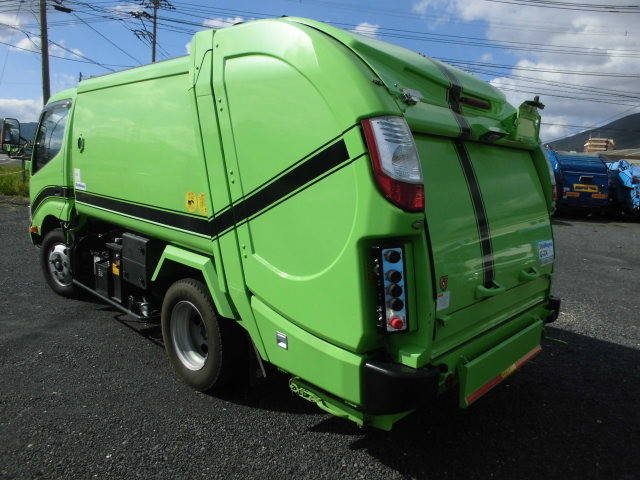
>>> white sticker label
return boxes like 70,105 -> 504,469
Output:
73,168 -> 81,183
437,291 -> 450,311
538,240 -> 554,266
75,181 -> 86,191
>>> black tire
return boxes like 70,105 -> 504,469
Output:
40,228 -> 78,298
161,278 -> 240,392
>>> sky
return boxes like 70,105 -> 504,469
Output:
0,0 -> 638,142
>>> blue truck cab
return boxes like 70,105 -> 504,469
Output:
546,151 -> 610,213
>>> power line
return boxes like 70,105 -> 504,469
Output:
479,0 -> 640,13
0,21 -> 116,71
439,58 -> 640,78
543,121 -> 640,132
545,103 -> 640,142
69,11 -> 142,64
65,2 -> 640,61
458,66 -> 640,101
0,38 -> 134,67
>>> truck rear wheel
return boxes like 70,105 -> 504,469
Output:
161,278 -> 234,391
40,228 -> 78,298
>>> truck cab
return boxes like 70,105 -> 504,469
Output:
27,17 -> 559,430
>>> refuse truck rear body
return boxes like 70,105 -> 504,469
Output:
27,18 -> 558,429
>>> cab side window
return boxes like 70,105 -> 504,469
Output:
33,101 -> 70,174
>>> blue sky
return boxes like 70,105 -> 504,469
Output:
1,0 -> 638,141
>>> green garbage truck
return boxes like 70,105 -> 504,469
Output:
27,17 -> 560,430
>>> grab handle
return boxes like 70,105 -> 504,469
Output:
519,266 -> 540,282
476,282 -> 505,299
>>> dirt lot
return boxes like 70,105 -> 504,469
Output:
1,203 -> 639,480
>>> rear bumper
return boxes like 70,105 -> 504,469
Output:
362,301 -> 551,415
559,197 -> 608,208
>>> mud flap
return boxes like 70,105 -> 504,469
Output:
459,320 -> 543,407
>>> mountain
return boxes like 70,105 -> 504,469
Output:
546,113 -> 640,152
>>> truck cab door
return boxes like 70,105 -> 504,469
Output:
29,99 -> 73,221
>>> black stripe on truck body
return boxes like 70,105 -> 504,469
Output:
453,142 -> 495,287
31,186 -> 72,215
75,138 -> 351,238
432,60 -> 472,140
431,59 -> 496,288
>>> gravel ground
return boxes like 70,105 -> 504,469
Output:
1,203 -> 639,480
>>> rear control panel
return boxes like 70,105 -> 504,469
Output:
372,245 -> 409,333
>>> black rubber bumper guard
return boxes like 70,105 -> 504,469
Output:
362,360 -> 440,415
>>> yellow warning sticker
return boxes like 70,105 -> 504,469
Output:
197,193 -> 208,216
185,191 -> 197,213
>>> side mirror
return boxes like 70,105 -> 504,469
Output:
1,117 -> 21,152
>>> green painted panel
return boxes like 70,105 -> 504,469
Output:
414,134 -> 483,314
224,54 -> 338,195
71,71 -> 212,221
432,277 -> 547,356
459,320 -> 543,407
151,244 -> 233,319
252,295 -> 363,404
468,143 -> 554,289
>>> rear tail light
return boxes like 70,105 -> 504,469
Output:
372,245 -> 409,333
361,116 -> 424,212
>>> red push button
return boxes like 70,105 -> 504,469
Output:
388,317 -> 404,330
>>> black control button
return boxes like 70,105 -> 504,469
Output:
384,250 -> 401,263
388,298 -> 404,311
386,270 -> 402,283
387,283 -> 403,297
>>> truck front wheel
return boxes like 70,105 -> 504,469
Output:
40,228 -> 78,298
161,278 -> 235,391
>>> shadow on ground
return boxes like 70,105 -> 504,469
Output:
108,304 -> 640,479
313,327 -> 640,479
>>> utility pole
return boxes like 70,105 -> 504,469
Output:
39,0 -> 50,103
151,0 -> 158,62
130,0 -> 172,63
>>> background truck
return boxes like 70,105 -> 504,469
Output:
546,150 -> 611,215
27,17 -> 559,430
606,160 -> 640,217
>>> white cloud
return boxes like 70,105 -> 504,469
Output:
0,98 -> 42,122
411,0 -> 640,141
185,41 -> 192,54
412,1 -> 433,15
12,36 -> 84,59
52,73 -> 77,93
203,16 -> 244,29
480,52 -> 493,62
108,3 -> 144,15
0,12 -> 27,44
352,22 -> 380,38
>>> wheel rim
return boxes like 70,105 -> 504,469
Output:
170,300 -> 208,371
48,242 -> 72,287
